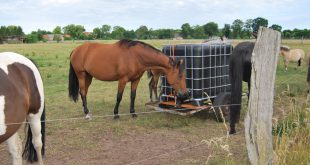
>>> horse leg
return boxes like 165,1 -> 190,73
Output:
130,78 -> 141,118
247,81 -> 251,101
285,60 -> 289,71
153,76 -> 160,102
7,133 -> 22,165
28,116 -> 44,165
114,80 -> 127,119
149,78 -> 153,102
77,72 -> 93,119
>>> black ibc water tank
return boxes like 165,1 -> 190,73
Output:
160,43 -> 232,106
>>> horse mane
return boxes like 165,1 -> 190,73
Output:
280,45 -> 290,52
118,39 -> 161,53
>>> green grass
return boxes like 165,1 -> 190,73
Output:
0,39 -> 309,164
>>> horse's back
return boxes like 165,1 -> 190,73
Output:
70,42 -> 139,81
290,49 -> 305,61
71,42 -> 122,69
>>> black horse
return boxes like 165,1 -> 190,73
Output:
229,42 -> 255,134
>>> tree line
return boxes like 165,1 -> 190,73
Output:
0,25 -> 24,43
1,17 -> 310,43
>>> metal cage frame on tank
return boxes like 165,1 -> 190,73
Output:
158,42 -> 233,118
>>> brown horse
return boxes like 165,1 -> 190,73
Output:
0,52 -> 45,165
280,46 -> 305,71
69,39 -> 189,119
147,69 -> 163,102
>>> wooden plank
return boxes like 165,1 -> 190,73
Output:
145,103 -> 210,116
244,27 -> 281,165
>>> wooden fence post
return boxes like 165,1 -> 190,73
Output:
245,27 -> 281,165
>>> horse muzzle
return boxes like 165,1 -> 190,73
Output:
176,90 -> 191,104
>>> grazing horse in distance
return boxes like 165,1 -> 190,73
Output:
147,69 -> 163,102
69,39 -> 190,119
229,42 -> 255,134
0,52 -> 45,165
280,46 -> 305,71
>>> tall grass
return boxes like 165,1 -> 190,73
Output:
273,91 -> 310,164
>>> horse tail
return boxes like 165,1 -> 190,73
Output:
22,104 -> 46,162
40,104 -> 46,156
229,53 -> 243,134
147,70 -> 153,78
69,61 -> 79,102
298,49 -> 305,66
298,58 -> 302,66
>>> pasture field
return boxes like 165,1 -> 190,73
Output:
0,39 -> 309,165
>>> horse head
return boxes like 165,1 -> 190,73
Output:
166,58 -> 190,104
280,46 -> 290,56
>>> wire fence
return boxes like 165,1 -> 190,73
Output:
1,103 -> 242,127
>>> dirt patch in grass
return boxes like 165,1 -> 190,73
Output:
0,114 -> 248,165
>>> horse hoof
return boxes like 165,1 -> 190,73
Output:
114,115 -> 120,120
132,114 -> 138,118
229,130 -> 236,135
85,114 -> 92,120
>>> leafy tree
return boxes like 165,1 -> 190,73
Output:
6,26 -> 16,36
4,25 -> 24,36
203,22 -> 218,37
16,26 -> 24,36
192,25 -> 206,39
270,24 -> 282,32
149,28 -> 159,39
0,25 -> 24,43
154,29 -> 175,39
92,27 -> 101,39
53,26 -> 62,34
53,34 -> 62,43
292,28 -> 305,38
181,23 -> 192,39
111,26 -> 126,39
243,19 -> 253,38
135,25 -> 150,39
282,30 -> 292,39
124,30 -> 136,39
0,26 -> 6,43
25,33 -> 38,43
231,19 -> 244,39
63,24 -> 85,40
101,24 -> 111,39
252,17 -> 268,33
222,24 -> 231,38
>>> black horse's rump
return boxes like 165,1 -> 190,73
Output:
229,42 -> 255,134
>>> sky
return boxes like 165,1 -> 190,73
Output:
0,0 -> 309,33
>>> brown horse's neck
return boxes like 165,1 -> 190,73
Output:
134,47 -> 172,72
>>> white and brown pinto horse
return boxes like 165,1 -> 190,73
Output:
280,46 -> 305,71
0,52 -> 45,165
